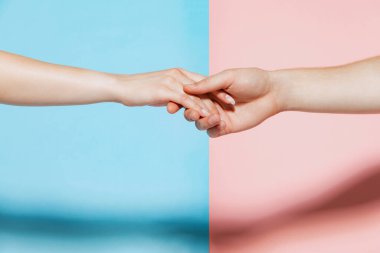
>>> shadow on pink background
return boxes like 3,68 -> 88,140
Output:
210,0 -> 380,252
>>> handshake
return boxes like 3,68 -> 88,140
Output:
114,68 -> 281,138
2,50 -> 379,135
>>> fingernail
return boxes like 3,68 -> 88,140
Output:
225,94 -> 236,105
201,108 -> 210,116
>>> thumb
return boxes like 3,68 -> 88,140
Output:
184,70 -> 233,95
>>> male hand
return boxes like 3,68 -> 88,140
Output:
184,68 -> 283,137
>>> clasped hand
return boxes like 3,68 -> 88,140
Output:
0,51 -> 280,135
0,51 -> 380,137
131,68 -> 281,138
6,50 -> 374,136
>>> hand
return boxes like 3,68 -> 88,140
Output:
164,69 -> 225,130
184,68 -> 283,137
112,68 -> 210,117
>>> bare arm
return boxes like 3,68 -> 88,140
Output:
0,50 -> 209,116
185,56 -> 380,137
274,56 -> 380,114
0,50 -> 120,106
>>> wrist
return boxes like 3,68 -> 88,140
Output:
85,71 -> 124,104
269,69 -> 296,112
109,74 -> 140,106
105,73 -> 131,105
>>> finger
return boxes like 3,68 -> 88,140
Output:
195,114 -> 221,131
167,102 -> 181,114
184,109 -> 200,122
199,95 -> 220,114
184,95 -> 220,123
184,70 -> 233,95
197,96 -> 223,129
167,90 -> 210,117
207,120 -> 227,138
162,74 -> 211,116
163,71 -> 212,114
188,94 -> 212,117
212,90 -> 236,106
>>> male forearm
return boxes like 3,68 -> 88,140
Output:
271,56 -> 380,113
0,51 -> 118,106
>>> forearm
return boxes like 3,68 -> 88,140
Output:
272,56 -> 380,113
0,50 -> 118,106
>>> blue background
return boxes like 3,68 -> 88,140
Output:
0,0 -> 209,252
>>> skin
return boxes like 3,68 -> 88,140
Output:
166,70 -> 234,130
184,56 -> 380,137
2,51 -> 380,251
0,50 -> 218,120
182,56 -> 380,251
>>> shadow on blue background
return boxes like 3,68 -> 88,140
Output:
0,0 -> 209,252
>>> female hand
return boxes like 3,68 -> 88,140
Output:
112,68 -> 211,117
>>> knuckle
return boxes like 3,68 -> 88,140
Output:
192,96 -> 202,103
176,67 -> 185,74
210,133 -> 220,138
167,68 -> 182,77
184,110 -> 190,118
195,121 -> 203,130
180,93 -> 190,102
184,110 -> 193,121
208,131 -> 217,138
161,75 -> 177,86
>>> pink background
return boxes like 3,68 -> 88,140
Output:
209,0 -> 380,252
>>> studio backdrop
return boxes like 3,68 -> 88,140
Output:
0,1 -> 209,252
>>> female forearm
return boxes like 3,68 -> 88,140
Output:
0,50 -> 209,117
0,50 -> 118,106
273,56 -> 380,113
